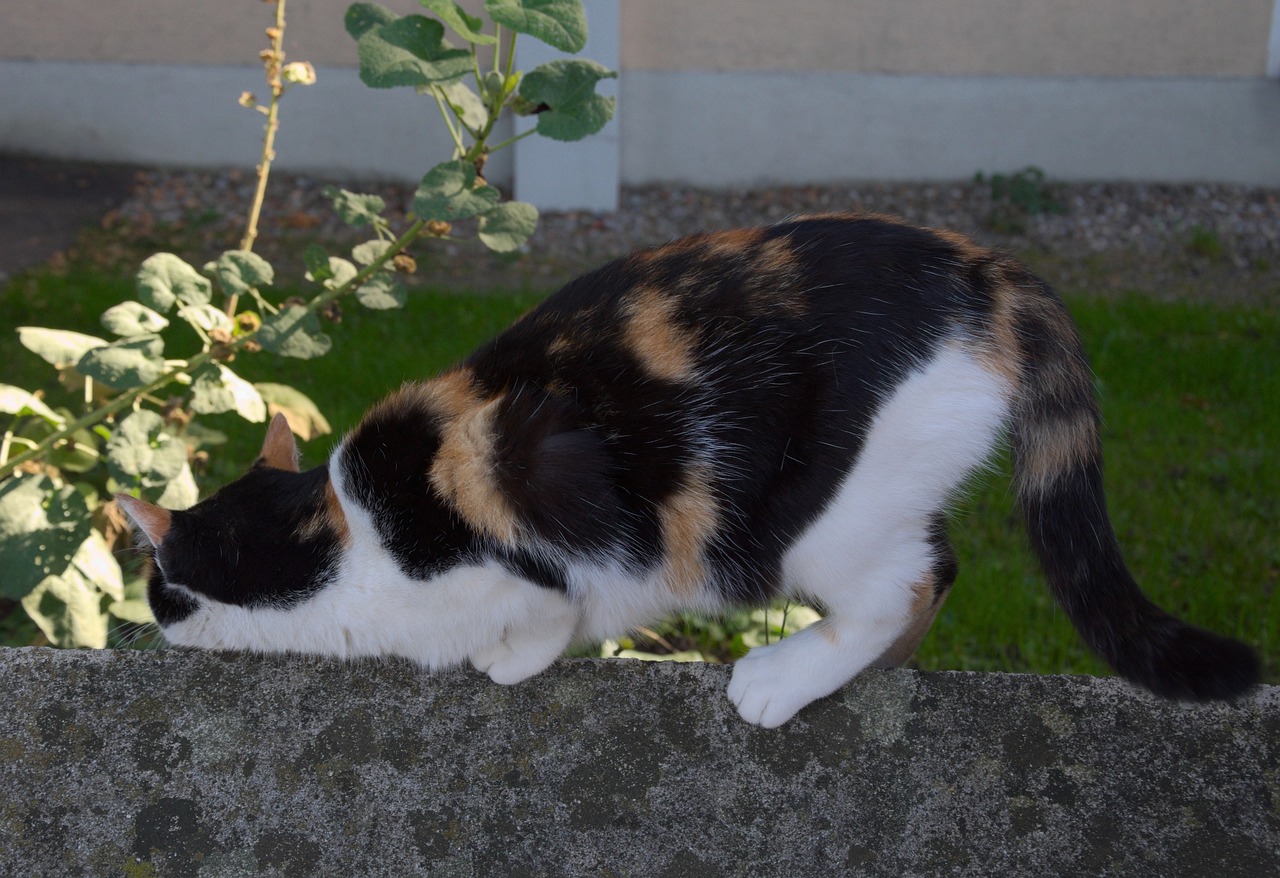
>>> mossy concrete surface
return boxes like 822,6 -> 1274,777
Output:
1,648 -> 1276,877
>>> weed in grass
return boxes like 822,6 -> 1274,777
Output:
1184,224 -> 1226,261
975,165 -> 1066,234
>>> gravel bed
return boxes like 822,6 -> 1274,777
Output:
98,168 -> 1279,301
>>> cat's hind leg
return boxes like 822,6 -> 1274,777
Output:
728,344 -> 1008,727
728,519 -> 948,727
870,515 -> 957,669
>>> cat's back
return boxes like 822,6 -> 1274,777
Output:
464,212 -> 1014,395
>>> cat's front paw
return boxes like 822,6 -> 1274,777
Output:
469,638 -> 557,686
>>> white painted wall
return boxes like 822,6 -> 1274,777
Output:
619,72 -> 1280,186
514,0 -> 621,212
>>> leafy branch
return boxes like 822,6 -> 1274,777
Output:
0,0 -> 616,648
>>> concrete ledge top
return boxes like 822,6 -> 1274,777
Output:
1,647 -> 1277,877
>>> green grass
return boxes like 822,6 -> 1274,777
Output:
919,297 -> 1279,682
1,266 -> 1275,684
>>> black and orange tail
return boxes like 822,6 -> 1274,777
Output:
1003,269 -> 1259,699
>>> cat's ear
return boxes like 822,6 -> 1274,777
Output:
258,412 -> 300,472
115,494 -> 172,548
491,386 -> 620,549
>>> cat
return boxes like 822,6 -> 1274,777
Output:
118,213 -> 1259,727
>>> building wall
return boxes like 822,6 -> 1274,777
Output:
0,0 -> 1277,199
2,0 -> 1271,75
620,0 -> 1275,76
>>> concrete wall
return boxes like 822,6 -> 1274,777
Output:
1,1 -> 1278,199
1,648 -> 1277,877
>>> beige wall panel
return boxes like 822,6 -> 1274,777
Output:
1,1 -> 1272,76
0,0 -> 479,66
621,0 -> 1274,76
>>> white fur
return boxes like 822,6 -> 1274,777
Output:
162,452 -> 582,685
728,342 -> 1012,726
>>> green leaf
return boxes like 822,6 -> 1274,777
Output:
182,422 -> 228,451
356,15 -> 472,89
101,301 -> 170,337
71,529 -> 124,603
352,239 -> 393,267
110,576 -> 156,625
106,410 -> 189,491
478,201 -> 539,252
412,160 -> 500,221
303,244 -> 333,280
48,424 -> 100,475
17,327 -> 107,369
345,1 -> 398,39
136,252 -> 212,312
485,0 -> 587,53
177,304 -> 235,336
257,306 -> 333,360
306,257 -> 358,291
0,474 -> 92,600
519,59 -> 616,141
76,335 -> 166,391
21,563 -> 108,648
213,250 -> 275,297
109,597 -> 155,625
323,187 -> 386,227
431,79 -> 489,132
354,274 -> 408,310
255,383 -> 332,441
156,464 -> 198,510
0,384 -> 62,425
190,364 -> 268,422
419,0 -> 496,44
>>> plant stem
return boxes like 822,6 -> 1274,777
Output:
429,86 -> 467,157
486,127 -> 537,154
0,217 -> 427,481
238,0 -> 288,259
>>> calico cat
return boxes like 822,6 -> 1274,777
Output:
118,213 -> 1259,727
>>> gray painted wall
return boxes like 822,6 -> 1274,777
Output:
3,60 -> 1277,200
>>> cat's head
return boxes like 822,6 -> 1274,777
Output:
118,414 -> 347,648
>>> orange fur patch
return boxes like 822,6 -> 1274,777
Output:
428,394 -> 519,543
325,479 -> 350,544
623,286 -> 699,382
1015,409 -> 1100,496
701,227 -> 764,258
657,463 -> 719,597
871,575 -> 948,669
420,369 -> 481,420
975,272 -> 1026,389
933,227 -> 991,265
294,479 -> 351,545
746,236 -> 807,316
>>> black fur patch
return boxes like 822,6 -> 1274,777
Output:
490,385 -> 621,554
339,391 -> 477,580
155,465 -> 341,609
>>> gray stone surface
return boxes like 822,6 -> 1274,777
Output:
0,648 -> 1276,877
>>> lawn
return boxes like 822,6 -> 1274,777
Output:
1,263 -> 1275,684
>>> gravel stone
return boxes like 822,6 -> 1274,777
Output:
94,168 -> 1279,302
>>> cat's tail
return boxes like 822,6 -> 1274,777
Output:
1004,276 -> 1259,701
